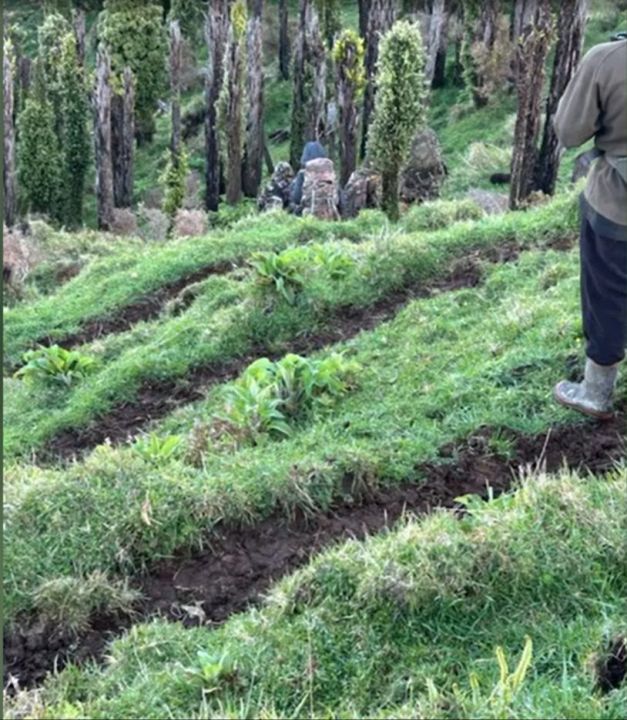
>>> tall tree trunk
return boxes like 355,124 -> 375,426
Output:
73,9 -> 86,68
111,67 -> 135,208
205,0 -> 229,211
243,0 -> 264,198
358,0 -> 370,38
278,0 -> 290,80
94,47 -> 114,230
336,35 -> 362,187
170,19 -> 183,160
289,0 -> 326,170
425,0 -> 447,85
535,0 -> 587,195
509,0 -> 552,210
361,0 -> 395,159
3,45 -> 17,228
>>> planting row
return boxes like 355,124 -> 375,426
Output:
3,193 -> 579,462
7,246 -> 625,629
6,466 -> 627,718
3,199 -> 484,368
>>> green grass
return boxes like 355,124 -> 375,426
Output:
3,193 -> 580,461
7,218 -> 625,627
8,466 -> 626,719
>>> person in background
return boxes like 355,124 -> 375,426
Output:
289,141 -> 327,215
553,34 -> 627,419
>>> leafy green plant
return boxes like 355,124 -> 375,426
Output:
217,353 -> 361,444
14,345 -> 96,387
133,433 -> 182,465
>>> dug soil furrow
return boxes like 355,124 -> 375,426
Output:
5,412 -> 624,689
32,260 -> 238,351
40,238 -> 571,462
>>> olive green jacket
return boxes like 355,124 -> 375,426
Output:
554,39 -> 627,233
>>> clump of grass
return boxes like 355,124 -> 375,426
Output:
32,571 -> 139,634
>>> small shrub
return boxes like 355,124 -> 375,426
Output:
160,148 -> 190,218
14,345 -> 96,387
216,353 -> 361,445
132,433 -> 182,465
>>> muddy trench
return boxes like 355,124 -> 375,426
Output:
40,238 -> 571,462
4,413 -> 624,690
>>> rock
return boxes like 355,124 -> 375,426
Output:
465,188 -> 509,215
339,164 -> 382,219
257,161 -> 294,212
301,157 -> 340,221
400,128 -> 447,204
173,208 -> 208,237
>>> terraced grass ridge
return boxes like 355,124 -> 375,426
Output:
4,193 -> 578,462
5,467 -> 627,719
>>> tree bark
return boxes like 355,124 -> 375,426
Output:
170,19 -> 183,159
361,0 -> 395,159
263,138 -> 274,175
336,37 -> 361,187
425,0 -> 447,86
358,0 -> 370,38
73,9 -> 86,68
509,0 -> 552,210
243,0 -> 264,198
289,0 -> 326,170
111,67 -> 135,208
205,0 -> 229,211
278,0 -> 290,80
94,47 -> 115,230
3,46 -> 17,228
381,167 -> 399,222
535,0 -> 588,195
222,13 -> 247,204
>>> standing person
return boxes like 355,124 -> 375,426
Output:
553,35 -> 627,420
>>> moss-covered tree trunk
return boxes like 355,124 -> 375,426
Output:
360,0 -> 395,159
509,0 -> 552,210
219,1 -> 247,205
243,0 -> 264,198
335,30 -> 364,187
278,0 -> 290,80
381,168 -> 399,222
3,41 -> 17,227
111,67 -> 135,208
94,47 -> 115,230
534,0 -> 587,195
289,0 -> 326,170
205,0 -> 229,211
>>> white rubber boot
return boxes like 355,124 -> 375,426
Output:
554,358 -> 618,420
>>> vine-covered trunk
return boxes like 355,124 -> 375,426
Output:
4,47 -> 16,227
381,167 -> 399,222
111,67 -> 135,208
243,0 -> 264,198
205,0 -> 229,211
361,0 -> 395,158
509,0 -> 552,210
94,48 -> 114,230
73,9 -> 86,68
289,0 -> 326,170
535,0 -> 588,195
278,0 -> 290,80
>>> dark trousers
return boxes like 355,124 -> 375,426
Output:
580,217 -> 627,366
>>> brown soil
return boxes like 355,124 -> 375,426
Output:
34,260 -> 238,350
40,239 -> 560,463
5,412 -> 624,689
596,636 -> 627,694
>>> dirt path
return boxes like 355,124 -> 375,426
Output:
5,412 -> 624,689
40,239 -> 569,462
